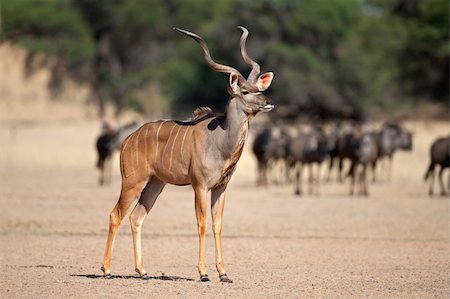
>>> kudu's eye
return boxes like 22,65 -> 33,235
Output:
242,90 -> 250,95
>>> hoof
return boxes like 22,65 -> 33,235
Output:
101,266 -> 111,279
199,275 -> 210,282
219,274 -> 233,283
135,268 -> 147,278
141,274 -> 150,280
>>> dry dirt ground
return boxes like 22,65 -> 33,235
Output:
0,120 -> 449,298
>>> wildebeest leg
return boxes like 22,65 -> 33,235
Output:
387,155 -> 393,182
272,160 -> 281,185
105,156 -> 113,184
279,160 -> 287,185
349,162 -> 356,196
428,168 -> 435,196
257,160 -> 267,186
315,162 -> 322,195
448,169 -> 450,191
371,159 -> 377,183
294,163 -> 303,196
438,166 -> 447,196
338,158 -> 344,182
308,164 -> 314,195
361,164 -> 368,196
129,177 -> 166,277
327,157 -> 334,182
99,157 -> 107,185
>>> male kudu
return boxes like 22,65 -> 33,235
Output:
101,27 -> 274,283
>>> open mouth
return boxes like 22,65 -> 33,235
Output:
260,104 -> 274,111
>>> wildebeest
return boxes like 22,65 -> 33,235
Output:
372,122 -> 413,182
96,121 -> 138,185
329,124 -> 358,182
288,126 -> 328,195
347,129 -> 379,196
424,136 -> 450,196
326,123 -> 348,182
252,127 -> 290,185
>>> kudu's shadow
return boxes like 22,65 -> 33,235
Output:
70,273 -> 195,282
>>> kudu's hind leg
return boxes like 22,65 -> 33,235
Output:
101,179 -> 147,277
211,187 -> 232,283
129,177 -> 166,277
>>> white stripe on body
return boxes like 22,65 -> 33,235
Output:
163,123 -> 177,169
134,126 -> 143,168
155,121 -> 166,158
144,125 -> 149,172
180,126 -> 191,162
169,125 -> 183,171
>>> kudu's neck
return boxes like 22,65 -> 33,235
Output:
219,98 -> 250,157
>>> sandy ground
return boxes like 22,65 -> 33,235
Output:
0,120 -> 449,298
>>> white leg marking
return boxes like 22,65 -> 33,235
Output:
169,125 -> 182,171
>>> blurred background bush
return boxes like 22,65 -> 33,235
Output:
1,0 -> 448,121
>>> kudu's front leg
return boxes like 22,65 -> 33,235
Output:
211,187 -> 233,283
194,185 -> 209,281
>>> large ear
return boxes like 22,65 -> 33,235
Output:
255,72 -> 274,91
229,73 -> 240,95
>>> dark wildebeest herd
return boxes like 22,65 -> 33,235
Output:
95,120 -> 449,197
252,121 -> 449,197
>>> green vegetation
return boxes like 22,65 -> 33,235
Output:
1,0 -> 448,119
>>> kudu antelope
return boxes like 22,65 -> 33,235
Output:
101,27 -> 274,283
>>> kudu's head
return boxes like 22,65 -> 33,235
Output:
175,27 -> 274,116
